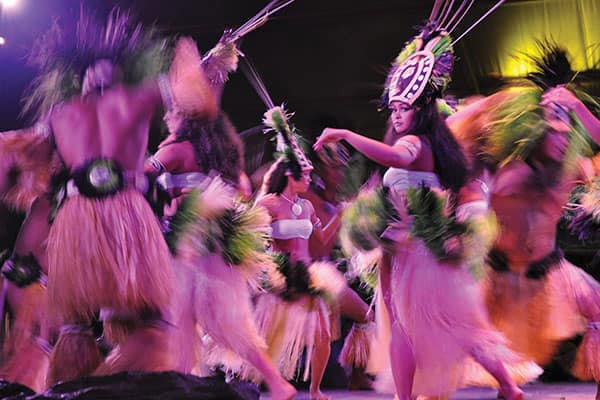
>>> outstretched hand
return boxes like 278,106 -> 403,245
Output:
540,86 -> 581,111
313,128 -> 347,152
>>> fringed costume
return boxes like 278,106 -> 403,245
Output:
21,8 -> 213,385
0,125 -> 61,212
459,43 -> 600,382
343,171 -> 541,397
246,253 -> 346,382
0,124 -> 61,391
336,7 -> 543,396
165,177 -> 274,376
47,162 -> 175,381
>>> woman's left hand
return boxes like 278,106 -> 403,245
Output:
313,128 -> 347,152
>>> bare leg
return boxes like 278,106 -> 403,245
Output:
338,286 -> 370,323
47,325 -> 102,386
309,311 -> 332,400
94,323 -> 175,376
471,351 -> 522,400
381,253 -> 415,400
338,283 -> 373,390
244,348 -> 296,400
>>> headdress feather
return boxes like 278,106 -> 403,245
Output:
22,7 -> 170,121
383,0 -> 505,108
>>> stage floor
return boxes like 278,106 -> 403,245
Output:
263,382 -> 596,399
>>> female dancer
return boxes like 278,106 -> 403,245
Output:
314,23 -> 540,400
145,36 -> 296,400
244,106 -> 369,400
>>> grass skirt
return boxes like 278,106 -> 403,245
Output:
486,257 -> 600,380
174,252 -> 267,375
0,282 -> 49,391
375,239 -> 541,397
245,261 -> 345,382
169,178 -> 272,376
46,189 -> 174,325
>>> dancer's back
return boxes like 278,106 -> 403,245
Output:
51,83 -> 160,172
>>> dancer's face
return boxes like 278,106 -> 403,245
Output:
544,103 -> 572,135
163,110 -> 183,135
541,130 -> 569,162
541,104 -> 571,162
288,170 -> 312,194
389,100 -> 415,134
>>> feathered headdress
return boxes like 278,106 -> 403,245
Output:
481,42 -> 595,170
200,0 -> 297,87
241,54 -> 312,179
382,0 -> 506,108
263,106 -> 313,179
22,7 -> 170,121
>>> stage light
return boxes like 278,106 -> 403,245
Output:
0,36 -> 6,46
0,0 -> 18,8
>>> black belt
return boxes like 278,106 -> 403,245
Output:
487,247 -> 563,280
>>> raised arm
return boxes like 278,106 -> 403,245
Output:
541,87 -> 600,143
314,128 -> 421,168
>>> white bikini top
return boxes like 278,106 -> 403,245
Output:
156,171 -> 209,191
383,167 -> 440,191
271,219 -> 313,240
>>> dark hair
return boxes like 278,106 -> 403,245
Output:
265,160 -> 290,195
175,112 -> 244,186
397,101 -> 468,192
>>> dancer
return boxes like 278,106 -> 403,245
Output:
302,142 -> 375,389
0,124 -> 62,391
23,8 -> 217,385
250,106 -> 349,400
145,30 -> 296,400
458,45 -> 600,399
314,16 -> 540,400
240,56 -> 374,397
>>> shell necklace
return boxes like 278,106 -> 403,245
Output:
280,194 -> 303,217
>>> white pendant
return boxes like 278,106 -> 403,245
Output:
291,202 -> 303,216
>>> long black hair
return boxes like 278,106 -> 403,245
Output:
400,101 -> 468,193
175,112 -> 244,186
264,159 -> 290,195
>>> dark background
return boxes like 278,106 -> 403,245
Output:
1,0 -> 599,175
5,0 -> 595,138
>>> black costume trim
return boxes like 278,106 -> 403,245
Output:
486,248 -> 510,273
487,247 -> 563,280
72,159 -> 124,198
525,248 -> 563,280
1,253 -> 43,288
271,253 -> 322,302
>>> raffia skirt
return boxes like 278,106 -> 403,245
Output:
485,257 -> 600,380
170,251 -> 268,376
374,234 -> 542,397
46,189 -> 174,327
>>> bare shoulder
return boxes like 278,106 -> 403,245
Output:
255,193 -> 280,214
492,161 -> 532,196
300,197 -> 315,213
395,134 -> 422,146
153,141 -> 194,173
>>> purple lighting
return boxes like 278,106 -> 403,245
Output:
0,37 -> 5,46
